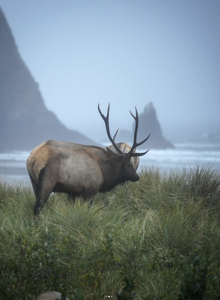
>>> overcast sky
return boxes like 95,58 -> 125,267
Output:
0,1 -> 220,142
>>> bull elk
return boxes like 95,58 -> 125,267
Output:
26,104 -> 150,215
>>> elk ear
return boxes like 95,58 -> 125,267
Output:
106,148 -> 117,157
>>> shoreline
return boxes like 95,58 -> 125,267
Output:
0,159 -> 30,184
1,141 -> 220,184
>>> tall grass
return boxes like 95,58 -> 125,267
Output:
0,166 -> 220,299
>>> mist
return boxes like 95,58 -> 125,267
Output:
0,0 -> 220,143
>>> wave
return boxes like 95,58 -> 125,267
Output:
0,142 -> 220,183
0,143 -> 220,164
142,149 -> 220,163
0,151 -> 29,161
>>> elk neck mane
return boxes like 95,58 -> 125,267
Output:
98,154 -> 127,192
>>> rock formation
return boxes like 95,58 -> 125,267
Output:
117,102 -> 174,149
0,8 -> 96,152
136,102 -> 174,149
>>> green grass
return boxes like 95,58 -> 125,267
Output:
0,166 -> 220,300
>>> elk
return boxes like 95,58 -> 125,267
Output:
26,104 -> 150,215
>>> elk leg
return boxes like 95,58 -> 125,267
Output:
34,165 -> 59,215
34,184 -> 54,215
34,171 -> 56,215
28,172 -> 39,199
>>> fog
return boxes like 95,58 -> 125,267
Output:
0,0 -> 220,143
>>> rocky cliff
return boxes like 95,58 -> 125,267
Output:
117,102 -> 174,149
0,8 -> 96,152
136,102 -> 174,149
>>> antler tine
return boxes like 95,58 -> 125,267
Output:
113,128 -> 119,141
131,148 -> 149,157
127,107 -> 139,156
135,133 -> 151,148
98,104 -> 122,154
128,107 -> 151,158
130,107 -> 138,150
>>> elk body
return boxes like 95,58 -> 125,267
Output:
36,140 -> 140,170
26,105 -> 150,215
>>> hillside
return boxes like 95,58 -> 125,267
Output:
0,8 -> 96,152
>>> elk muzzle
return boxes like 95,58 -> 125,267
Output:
130,172 -> 139,182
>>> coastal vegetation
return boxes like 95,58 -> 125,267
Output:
0,166 -> 220,299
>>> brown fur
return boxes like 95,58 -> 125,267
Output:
27,142 -> 139,215
36,140 -> 140,170
27,142 -> 53,182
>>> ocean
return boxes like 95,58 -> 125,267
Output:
0,141 -> 220,184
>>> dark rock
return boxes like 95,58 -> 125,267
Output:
135,102 -> 174,149
117,102 -> 174,149
0,8 -> 96,152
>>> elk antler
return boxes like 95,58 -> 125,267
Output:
127,107 -> 150,158
98,104 -> 123,154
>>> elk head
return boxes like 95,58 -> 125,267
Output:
98,104 -> 150,182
